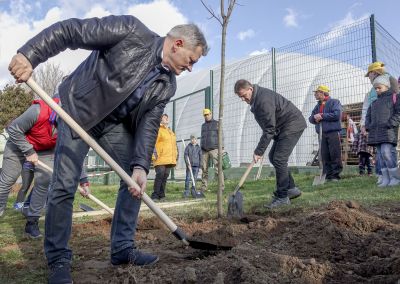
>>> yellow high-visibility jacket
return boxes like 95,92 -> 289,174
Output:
153,124 -> 177,166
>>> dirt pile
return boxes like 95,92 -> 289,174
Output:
69,200 -> 400,283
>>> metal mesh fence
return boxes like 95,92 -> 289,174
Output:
375,22 -> 400,79
172,15 -> 400,169
212,53 -> 273,166
206,17 -> 377,167
274,18 -> 373,166
166,89 -> 208,170
84,15 -> 400,182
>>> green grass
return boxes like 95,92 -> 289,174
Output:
174,174 -> 400,219
0,173 -> 399,283
78,174 -> 400,219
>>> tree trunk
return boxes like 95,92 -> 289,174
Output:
217,23 -> 227,217
201,0 -> 236,218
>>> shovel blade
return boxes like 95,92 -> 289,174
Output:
79,203 -> 95,212
196,191 -> 206,198
191,187 -> 205,199
227,191 -> 243,218
188,239 -> 232,250
312,173 -> 326,186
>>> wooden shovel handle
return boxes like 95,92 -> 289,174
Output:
233,161 -> 255,194
37,160 -> 114,215
26,78 -> 186,244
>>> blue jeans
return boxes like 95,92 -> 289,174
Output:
44,119 -> 141,266
377,143 -> 397,169
375,152 -> 381,175
184,166 -> 200,194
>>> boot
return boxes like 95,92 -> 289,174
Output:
111,247 -> 159,266
388,168 -> 400,186
48,263 -> 72,284
25,218 -> 42,239
275,188 -> 302,200
388,167 -> 400,179
378,168 -> 390,187
287,187 -> 302,199
264,196 -> 290,209
376,175 -> 383,185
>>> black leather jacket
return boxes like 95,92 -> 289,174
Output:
18,15 -> 177,172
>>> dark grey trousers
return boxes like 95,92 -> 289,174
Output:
152,165 -> 172,199
0,141 -> 53,219
268,129 -> 304,198
321,131 -> 343,179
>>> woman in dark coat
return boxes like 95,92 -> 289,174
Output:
366,74 -> 400,187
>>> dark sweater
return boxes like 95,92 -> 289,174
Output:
184,143 -> 202,167
201,119 -> 220,151
250,85 -> 307,156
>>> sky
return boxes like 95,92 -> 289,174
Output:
0,0 -> 399,88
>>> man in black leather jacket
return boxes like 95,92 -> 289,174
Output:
9,15 -> 208,284
234,79 -> 306,209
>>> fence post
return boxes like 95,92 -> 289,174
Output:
209,70 -> 214,112
104,173 -> 109,185
271,47 -> 277,92
205,87 -> 211,109
370,14 -> 377,62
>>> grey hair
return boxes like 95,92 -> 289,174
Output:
167,24 -> 209,56
234,79 -> 253,94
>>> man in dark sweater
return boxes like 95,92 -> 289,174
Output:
234,79 -> 306,209
200,108 -> 224,192
309,85 -> 343,181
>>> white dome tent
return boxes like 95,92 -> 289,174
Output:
170,51 -> 371,168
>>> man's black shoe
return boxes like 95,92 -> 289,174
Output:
111,247 -> 159,266
25,219 -> 42,239
48,262 -> 72,284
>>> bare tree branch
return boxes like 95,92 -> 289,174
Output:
32,62 -> 65,98
200,0 -> 223,25
226,0 -> 236,19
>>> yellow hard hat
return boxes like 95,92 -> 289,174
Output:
203,108 -> 211,115
314,85 -> 330,94
365,61 -> 385,77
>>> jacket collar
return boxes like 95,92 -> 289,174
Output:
154,37 -> 172,73
318,96 -> 330,104
379,90 -> 392,97
250,84 -> 259,107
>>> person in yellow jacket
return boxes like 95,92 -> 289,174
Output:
151,114 -> 178,201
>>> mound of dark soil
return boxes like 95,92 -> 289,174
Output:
64,200 -> 400,283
